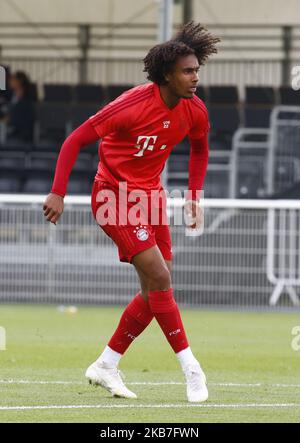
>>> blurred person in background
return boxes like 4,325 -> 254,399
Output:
1,71 -> 35,142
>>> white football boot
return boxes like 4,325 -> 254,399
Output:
85,361 -> 137,399
184,362 -> 208,402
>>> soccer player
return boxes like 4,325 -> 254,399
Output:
43,22 -> 219,402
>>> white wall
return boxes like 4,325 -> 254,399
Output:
193,0 -> 300,25
0,0 -> 299,25
0,0 -> 180,24
1,0 -> 299,87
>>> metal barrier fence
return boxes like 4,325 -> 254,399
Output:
230,128 -> 270,198
0,195 -> 299,309
169,106 -> 300,200
269,107 -> 300,195
229,106 -> 300,198
268,207 -> 300,306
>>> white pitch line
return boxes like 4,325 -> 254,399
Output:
0,380 -> 300,388
129,382 -> 263,387
0,380 -> 78,385
0,403 -> 300,411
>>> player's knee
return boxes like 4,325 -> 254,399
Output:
139,290 -> 149,302
149,267 -> 171,291
138,277 -> 149,301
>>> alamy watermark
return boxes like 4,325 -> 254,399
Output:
0,326 -> 6,351
291,326 -> 300,351
94,183 -> 205,237
0,65 -> 6,91
291,65 -> 300,91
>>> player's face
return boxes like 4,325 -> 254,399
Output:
165,55 -> 200,99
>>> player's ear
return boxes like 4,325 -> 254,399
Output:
163,67 -> 171,83
164,73 -> 171,84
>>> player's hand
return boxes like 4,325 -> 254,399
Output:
43,193 -> 64,225
184,200 -> 204,232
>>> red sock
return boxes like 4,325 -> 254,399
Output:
108,293 -> 154,354
148,288 -> 189,353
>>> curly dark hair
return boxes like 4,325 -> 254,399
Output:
143,21 -> 220,85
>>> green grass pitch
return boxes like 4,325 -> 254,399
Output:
0,304 -> 300,423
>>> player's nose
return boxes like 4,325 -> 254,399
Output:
192,72 -> 199,84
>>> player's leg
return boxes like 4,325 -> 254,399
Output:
86,256 -> 155,399
105,288 -> 154,357
92,246 -> 167,364
132,237 -> 208,402
93,209 -> 174,365
97,251 -> 169,368
86,183 -> 156,398
136,259 -> 172,302
135,264 -> 150,301
132,245 -> 189,352
87,251 -> 172,398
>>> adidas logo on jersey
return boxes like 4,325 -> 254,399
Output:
163,121 -> 170,128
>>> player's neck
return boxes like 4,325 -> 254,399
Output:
159,85 -> 180,110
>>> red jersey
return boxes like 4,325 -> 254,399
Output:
51,82 -> 209,199
89,82 -> 209,193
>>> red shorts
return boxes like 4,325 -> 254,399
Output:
91,180 -> 172,263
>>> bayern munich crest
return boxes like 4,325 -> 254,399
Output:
133,226 -> 149,241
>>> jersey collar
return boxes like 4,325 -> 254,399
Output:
153,83 -> 182,112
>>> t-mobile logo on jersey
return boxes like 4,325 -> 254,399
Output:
134,135 -> 167,157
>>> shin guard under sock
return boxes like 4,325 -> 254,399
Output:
148,288 -> 189,353
107,292 -> 154,355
